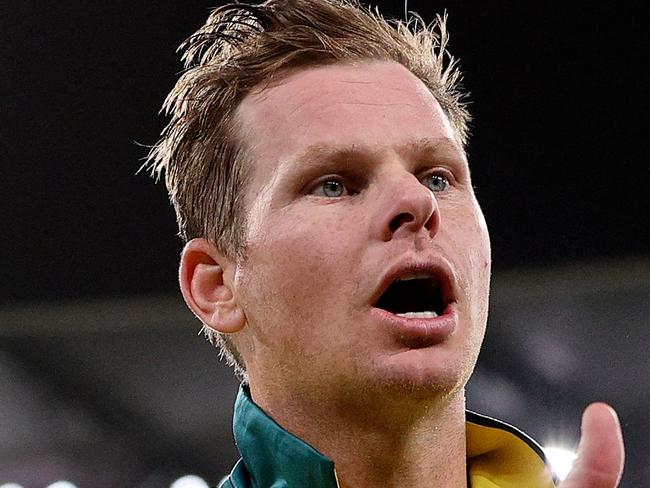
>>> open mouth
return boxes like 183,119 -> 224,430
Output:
374,273 -> 449,318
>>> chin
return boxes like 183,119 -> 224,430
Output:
364,346 -> 475,401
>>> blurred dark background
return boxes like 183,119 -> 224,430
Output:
1,1 -> 648,487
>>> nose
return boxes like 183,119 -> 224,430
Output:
373,174 -> 440,241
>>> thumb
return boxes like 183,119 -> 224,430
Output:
559,403 -> 625,488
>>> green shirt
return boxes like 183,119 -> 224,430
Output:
219,385 -> 557,488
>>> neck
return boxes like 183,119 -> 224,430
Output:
249,382 -> 468,488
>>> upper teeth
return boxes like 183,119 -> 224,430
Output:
395,311 -> 439,318
396,272 -> 432,281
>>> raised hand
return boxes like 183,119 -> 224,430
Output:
558,403 -> 625,488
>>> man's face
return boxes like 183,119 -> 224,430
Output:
231,61 -> 491,401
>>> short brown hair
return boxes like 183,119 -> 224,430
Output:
145,0 -> 470,377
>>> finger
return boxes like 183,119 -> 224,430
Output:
560,403 -> 625,488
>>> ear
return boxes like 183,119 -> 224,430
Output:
179,238 -> 246,333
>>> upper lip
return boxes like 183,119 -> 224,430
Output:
370,257 -> 457,310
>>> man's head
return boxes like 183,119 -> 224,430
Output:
147,0 -> 488,397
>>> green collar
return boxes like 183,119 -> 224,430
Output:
231,384 -> 338,487
227,384 -> 556,488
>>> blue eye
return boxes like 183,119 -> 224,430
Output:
311,178 -> 348,197
423,173 -> 449,193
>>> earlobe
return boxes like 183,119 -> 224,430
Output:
179,238 -> 247,334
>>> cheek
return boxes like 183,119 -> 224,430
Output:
238,209 -> 359,328
449,199 -> 490,267
469,210 -> 491,283
443,200 -> 491,304
464,204 -> 491,329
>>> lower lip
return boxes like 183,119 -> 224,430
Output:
370,303 -> 458,344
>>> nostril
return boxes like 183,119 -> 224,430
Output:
389,212 -> 415,233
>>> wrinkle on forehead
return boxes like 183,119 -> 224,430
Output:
239,61 -> 432,118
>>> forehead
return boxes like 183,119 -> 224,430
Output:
236,61 -> 458,181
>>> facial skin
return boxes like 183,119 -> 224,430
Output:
183,60 -> 491,412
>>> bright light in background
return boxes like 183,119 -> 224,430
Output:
0,484 -> 25,488
544,446 -> 578,481
170,474 -> 210,488
45,482 -> 78,488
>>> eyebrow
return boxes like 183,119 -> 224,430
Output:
289,137 -> 464,168
397,137 -> 466,161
